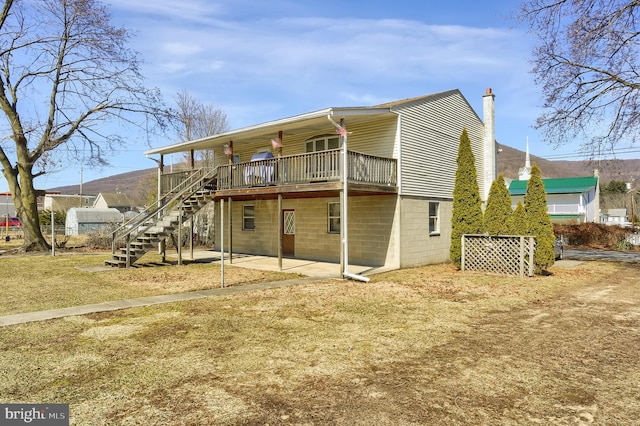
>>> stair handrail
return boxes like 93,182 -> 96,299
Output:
110,167 -> 218,256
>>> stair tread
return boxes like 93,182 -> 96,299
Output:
108,173 -> 215,267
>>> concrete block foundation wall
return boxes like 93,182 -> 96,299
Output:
214,195 -> 398,267
399,196 -> 453,268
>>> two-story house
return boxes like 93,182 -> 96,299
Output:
107,88 -> 498,274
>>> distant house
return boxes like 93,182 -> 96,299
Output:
93,193 -> 134,213
603,208 -> 628,226
65,207 -> 123,235
509,176 -> 600,224
43,194 -> 96,212
508,145 -> 600,224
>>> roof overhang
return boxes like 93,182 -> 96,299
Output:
145,107 -> 394,156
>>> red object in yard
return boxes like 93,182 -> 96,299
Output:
2,216 -> 20,227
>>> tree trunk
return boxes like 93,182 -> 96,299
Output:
5,167 -> 50,251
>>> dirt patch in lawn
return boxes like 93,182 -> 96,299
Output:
1,262 -> 639,424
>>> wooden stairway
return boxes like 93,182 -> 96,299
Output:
105,169 -> 216,268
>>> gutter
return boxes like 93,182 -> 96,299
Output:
327,114 -> 370,283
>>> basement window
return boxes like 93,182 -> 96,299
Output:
429,202 -> 440,235
243,205 -> 255,231
328,202 -> 340,233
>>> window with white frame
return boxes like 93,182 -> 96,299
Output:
429,202 -> 440,235
306,135 -> 340,153
307,135 -> 341,179
243,205 -> 255,230
328,202 -> 340,233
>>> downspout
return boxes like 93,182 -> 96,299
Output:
328,114 -> 370,282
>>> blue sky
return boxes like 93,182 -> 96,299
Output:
7,0 -> 629,193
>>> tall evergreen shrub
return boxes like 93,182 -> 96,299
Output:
484,173 -> 512,235
450,128 -> 484,268
506,200 -> 527,235
525,163 -> 556,273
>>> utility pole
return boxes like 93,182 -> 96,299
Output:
632,188 -> 635,229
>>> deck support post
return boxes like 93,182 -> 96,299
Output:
178,203 -> 182,266
220,199 -> 225,288
228,197 -> 233,264
278,194 -> 283,271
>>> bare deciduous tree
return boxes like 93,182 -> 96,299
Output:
175,89 -> 229,142
515,0 -> 640,156
0,0 -> 171,250
174,90 -> 229,169
174,90 -> 229,246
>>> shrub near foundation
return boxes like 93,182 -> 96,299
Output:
450,128 -> 484,268
484,173 -> 512,236
525,164 -> 556,273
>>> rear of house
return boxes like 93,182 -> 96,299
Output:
144,88 -> 497,272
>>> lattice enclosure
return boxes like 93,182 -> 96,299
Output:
462,235 -> 536,277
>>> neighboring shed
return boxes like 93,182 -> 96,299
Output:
93,193 -> 134,213
43,194 -> 96,212
509,176 -> 600,223
65,208 -> 123,235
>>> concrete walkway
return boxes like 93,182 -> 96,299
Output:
0,276 -> 321,327
1,250 -> 386,327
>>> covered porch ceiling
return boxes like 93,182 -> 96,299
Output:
145,107 -> 395,156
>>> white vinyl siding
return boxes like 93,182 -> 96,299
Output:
212,117 -> 397,167
342,116 -> 398,159
393,91 -> 486,199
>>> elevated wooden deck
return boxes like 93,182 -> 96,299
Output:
162,149 -> 398,200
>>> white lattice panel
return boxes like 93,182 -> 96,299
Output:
462,235 -> 535,277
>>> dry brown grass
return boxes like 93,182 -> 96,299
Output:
0,251 -> 297,315
1,258 -> 639,425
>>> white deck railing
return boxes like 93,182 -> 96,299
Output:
215,149 -> 397,190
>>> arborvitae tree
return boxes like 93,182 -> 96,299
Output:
524,163 -> 556,273
484,173 -> 512,235
450,128 -> 485,268
505,201 -> 527,235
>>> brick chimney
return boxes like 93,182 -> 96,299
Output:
482,88 -> 497,202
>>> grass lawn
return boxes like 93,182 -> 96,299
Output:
0,249 -> 298,315
1,253 -> 639,424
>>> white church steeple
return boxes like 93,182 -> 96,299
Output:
518,137 -> 532,180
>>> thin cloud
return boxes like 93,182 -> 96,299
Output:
132,16 -> 524,83
106,0 -> 221,22
109,4 -> 533,134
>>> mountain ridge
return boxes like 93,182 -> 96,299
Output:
47,144 -> 640,207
